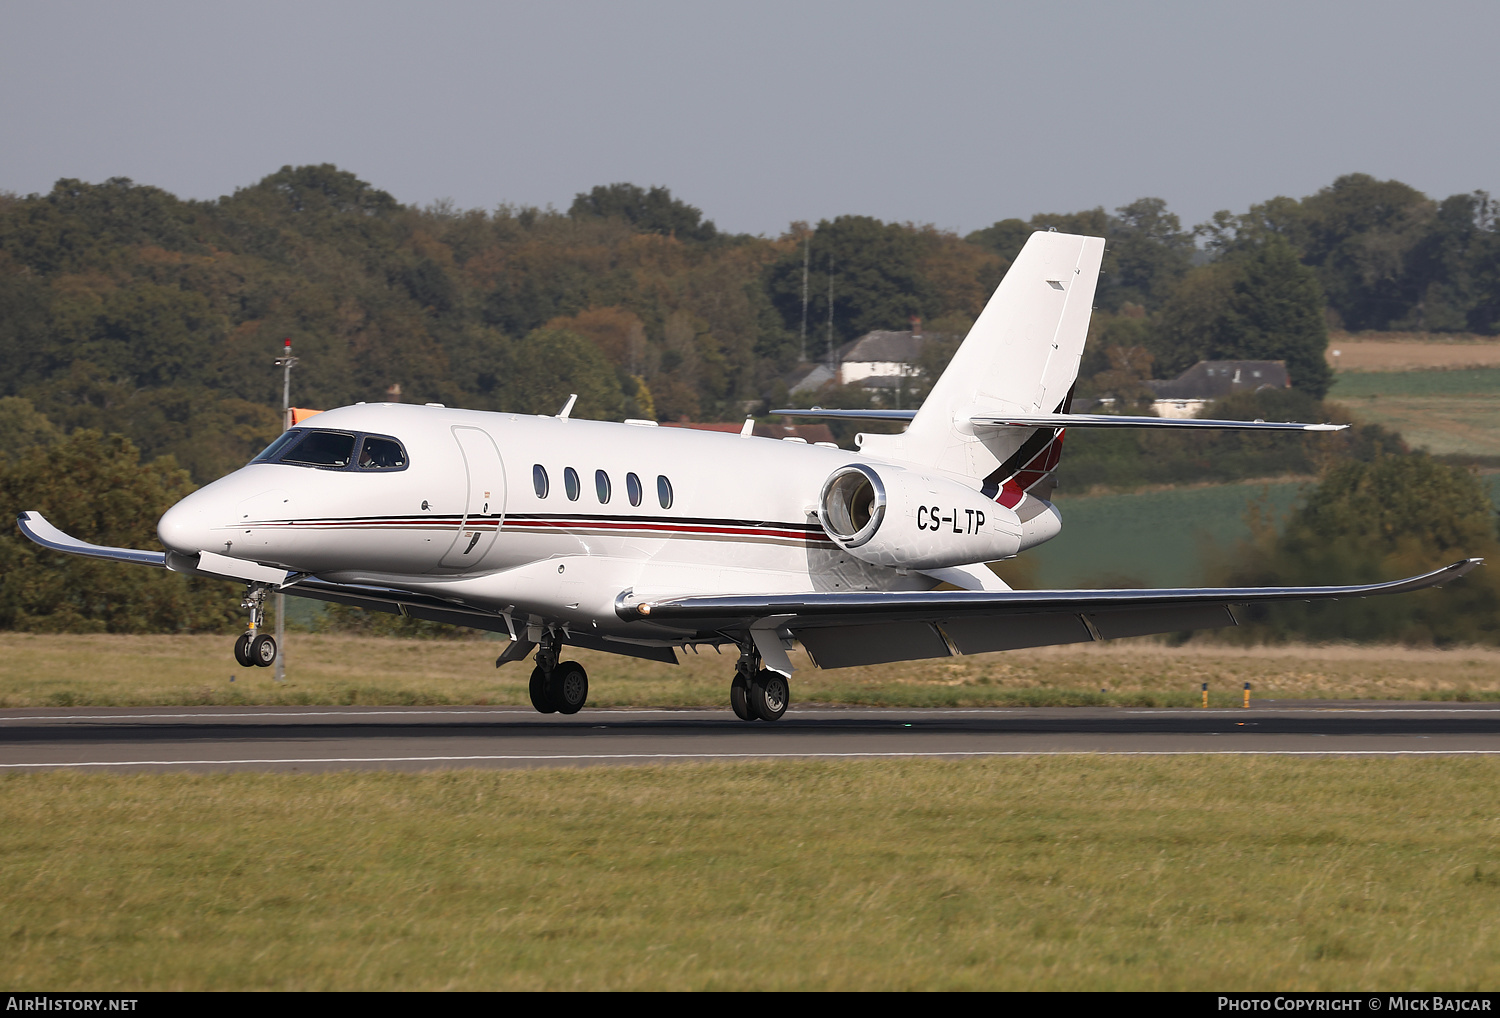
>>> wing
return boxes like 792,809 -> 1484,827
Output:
17,511 -> 168,568
16,511 -> 676,665
616,560 -> 1482,668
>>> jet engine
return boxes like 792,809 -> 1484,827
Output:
817,463 -> 1025,571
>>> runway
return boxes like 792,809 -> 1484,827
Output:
3,702 -> 1500,772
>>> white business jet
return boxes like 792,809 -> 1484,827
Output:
17,231 -> 1480,720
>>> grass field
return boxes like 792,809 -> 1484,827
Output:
3,632 -> 1499,707
1327,337 -> 1500,371
4,758 -> 1500,990
1324,368 -> 1500,459
1036,478 -> 1308,587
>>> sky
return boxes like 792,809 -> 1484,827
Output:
2,0 -> 1497,238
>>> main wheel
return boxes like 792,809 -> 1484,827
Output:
546,661 -> 589,715
748,668 -> 789,721
233,633 -> 254,667
529,666 -> 557,713
730,672 -> 753,721
250,633 -> 277,668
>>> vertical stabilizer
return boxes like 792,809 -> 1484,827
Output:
859,230 -> 1104,503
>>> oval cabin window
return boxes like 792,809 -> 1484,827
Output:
533,464 -> 549,499
564,467 -> 580,501
626,472 -> 642,507
595,469 -> 611,504
657,475 -> 673,510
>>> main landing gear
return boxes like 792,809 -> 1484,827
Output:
527,635 -> 589,715
232,584 -> 278,668
731,647 -> 789,722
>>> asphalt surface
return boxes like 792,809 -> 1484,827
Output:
3,702 -> 1500,772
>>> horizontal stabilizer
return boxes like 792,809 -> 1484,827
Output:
771,408 -> 916,422
969,413 -> 1348,432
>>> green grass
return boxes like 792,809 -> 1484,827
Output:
1033,479 -> 1308,587
4,633 -> 1500,707
1330,367 -> 1500,397
4,758 -> 1500,990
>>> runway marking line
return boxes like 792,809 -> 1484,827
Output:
6,749 -> 1500,769
5,707 -> 1500,724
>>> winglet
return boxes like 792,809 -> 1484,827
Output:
16,511 -> 167,568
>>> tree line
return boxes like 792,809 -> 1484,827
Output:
2,167 -> 1498,643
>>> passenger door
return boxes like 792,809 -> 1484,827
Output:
438,426 -> 506,570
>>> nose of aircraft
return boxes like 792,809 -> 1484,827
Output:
157,487 -> 220,556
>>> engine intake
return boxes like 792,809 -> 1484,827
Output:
817,461 -> 1029,571
818,465 -> 885,548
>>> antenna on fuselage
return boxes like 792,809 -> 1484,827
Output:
556,394 -> 578,419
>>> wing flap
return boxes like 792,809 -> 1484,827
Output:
938,613 -> 1096,655
1085,604 -> 1237,640
800,622 -> 951,668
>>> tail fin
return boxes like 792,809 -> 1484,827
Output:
858,230 -> 1105,505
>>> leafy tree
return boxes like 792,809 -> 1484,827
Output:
0,431 -> 239,632
967,200 -> 1191,312
0,397 -> 58,455
569,184 -> 717,242
1217,453 -> 1500,645
503,328 -> 625,419
764,216 -> 939,357
1152,240 -> 1331,396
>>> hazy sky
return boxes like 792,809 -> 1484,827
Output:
3,1 -> 1496,237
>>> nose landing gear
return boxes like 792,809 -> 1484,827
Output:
527,634 -> 589,714
232,584 -> 278,669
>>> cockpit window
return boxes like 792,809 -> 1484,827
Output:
251,431 -> 303,463
357,436 -> 407,470
280,430 -> 356,468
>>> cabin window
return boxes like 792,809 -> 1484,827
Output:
533,464 -> 549,498
657,474 -> 673,509
357,436 -> 407,470
626,472 -> 642,507
564,467 -> 580,501
280,430 -> 356,468
251,431 -> 303,464
595,469 -> 611,504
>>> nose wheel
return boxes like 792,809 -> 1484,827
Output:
232,584 -> 278,669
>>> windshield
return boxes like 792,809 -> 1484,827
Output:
280,431 -> 356,468
251,431 -> 303,463
251,429 -> 409,472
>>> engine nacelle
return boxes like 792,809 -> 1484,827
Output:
818,463 -> 1025,571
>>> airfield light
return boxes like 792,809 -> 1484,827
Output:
1244,682 -> 1251,709
1201,682 -> 1209,709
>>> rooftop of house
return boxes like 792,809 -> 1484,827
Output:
1147,360 -> 1290,400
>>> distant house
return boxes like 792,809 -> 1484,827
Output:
788,323 -> 948,401
1145,360 -> 1290,419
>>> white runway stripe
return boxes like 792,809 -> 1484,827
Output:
6,749 -> 1500,769
5,706 -> 1500,723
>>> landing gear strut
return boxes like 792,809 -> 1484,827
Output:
233,584 -> 277,668
732,646 -> 789,722
528,634 -> 588,715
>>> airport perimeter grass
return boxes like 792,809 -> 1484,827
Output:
3,632 -> 1500,707
4,757 -> 1500,990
